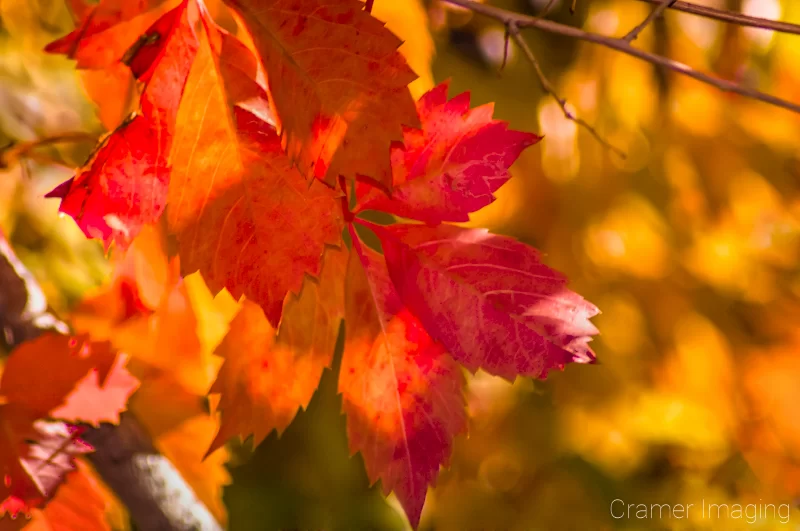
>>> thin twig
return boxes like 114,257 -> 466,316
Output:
441,0 -> 800,115
570,0 -> 577,15
499,27 -> 511,72
624,0 -> 676,43
635,0 -> 800,36
508,22 -> 626,158
534,0 -> 559,19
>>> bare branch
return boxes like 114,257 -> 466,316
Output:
635,0 -> 800,36
507,22 -> 626,158
624,0 -> 676,43
441,0 -> 800,115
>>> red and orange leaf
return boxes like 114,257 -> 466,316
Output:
47,1 -> 199,250
340,229 -> 466,529
45,0 -> 177,69
49,354 -> 139,427
355,82 -> 540,223
1,334 -> 137,424
366,222 -> 599,381
11,460 -> 111,531
0,420 -> 92,518
79,65 -> 138,131
167,15 -> 343,326
223,0 -> 419,187
0,333 -> 136,516
70,224 -> 180,341
207,245 -> 346,453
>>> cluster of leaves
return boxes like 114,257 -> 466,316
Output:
0,330 -> 138,523
0,0 -> 601,526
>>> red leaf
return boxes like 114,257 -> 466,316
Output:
355,82 -> 540,223
0,421 -> 92,518
45,0 -> 178,69
167,16 -> 342,326
223,0 -> 419,187
340,227 -> 466,528
0,335 -> 134,512
207,246 -> 346,454
46,1 -> 199,250
365,222 -> 599,381
8,460 -> 112,531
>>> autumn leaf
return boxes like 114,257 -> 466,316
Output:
71,224 -> 180,339
44,0 -> 177,69
167,13 -> 343,326
207,245 -> 346,454
355,82 -> 540,224
364,221 -> 599,381
4,460 -> 113,531
0,420 -> 92,520
370,0 -> 435,98
0,333 -> 136,515
340,228 -> 466,529
0,334 -> 138,426
46,0 -> 199,249
223,0 -> 419,187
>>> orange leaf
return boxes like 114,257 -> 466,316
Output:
1,335 -> 137,426
207,245 -> 346,454
224,0 -> 419,187
168,14 -> 343,326
13,460 -> 112,531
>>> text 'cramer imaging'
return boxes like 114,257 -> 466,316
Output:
610,499 -> 792,525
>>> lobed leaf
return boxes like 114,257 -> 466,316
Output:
208,245 -> 346,454
167,15 -> 343,326
0,334 -> 137,515
223,0 -> 419,188
367,222 -> 599,381
47,0 -> 199,250
356,82 -> 540,223
340,228 -> 466,529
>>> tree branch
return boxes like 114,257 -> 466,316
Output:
442,0 -> 800,116
0,232 -> 221,531
507,22 -> 625,158
624,0 -> 676,43
635,0 -> 800,36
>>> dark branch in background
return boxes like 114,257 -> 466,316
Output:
635,0 -> 800,35
441,0 -> 800,153
0,233 -> 221,531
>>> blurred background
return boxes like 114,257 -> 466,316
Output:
1,0 -> 799,529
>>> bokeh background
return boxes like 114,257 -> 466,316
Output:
1,0 -> 799,529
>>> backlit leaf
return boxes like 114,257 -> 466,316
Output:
340,228 -> 466,528
167,14 -> 343,326
355,82 -> 540,224
207,244 -> 347,454
367,222 -> 599,381
46,0 -> 199,249
224,0 -> 419,187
